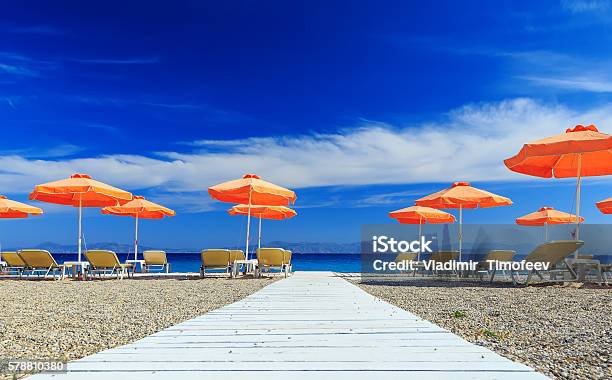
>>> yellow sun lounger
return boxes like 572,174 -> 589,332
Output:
18,249 -> 66,280
200,249 -> 231,277
518,240 -> 583,286
475,250 -> 516,283
84,250 -> 133,280
256,248 -> 292,277
1,251 -> 27,277
142,250 -> 170,273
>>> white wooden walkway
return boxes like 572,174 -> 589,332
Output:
33,271 -> 548,379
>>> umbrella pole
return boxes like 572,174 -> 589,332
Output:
575,154 -> 582,241
245,189 -> 252,260
545,222 -> 548,242
418,217 -> 422,261
258,217 -> 262,250
134,213 -> 139,262
78,194 -> 83,263
458,205 -> 463,262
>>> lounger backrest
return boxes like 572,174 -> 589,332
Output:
18,249 -> 59,268
525,240 -> 584,265
229,250 -> 245,263
484,250 -> 515,262
430,251 -> 458,262
283,250 -> 292,264
395,252 -> 417,263
257,248 -> 285,267
143,250 -> 167,265
201,250 -> 231,267
85,250 -> 121,269
1,251 -> 26,267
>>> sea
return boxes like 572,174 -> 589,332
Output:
52,252 -> 362,273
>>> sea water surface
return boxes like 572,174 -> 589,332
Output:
53,253 -> 361,273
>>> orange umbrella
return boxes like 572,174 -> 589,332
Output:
0,195 -> 43,219
516,207 -> 584,241
209,174 -> 296,259
389,206 -> 455,260
30,173 -> 133,262
504,124 -> 612,240
596,198 -> 612,214
102,196 -> 175,261
229,205 -> 297,250
415,182 -> 512,260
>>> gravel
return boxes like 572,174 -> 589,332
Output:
0,276 -> 272,375
356,277 -> 611,380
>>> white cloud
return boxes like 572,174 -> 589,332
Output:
0,98 -> 610,211
518,76 -> 612,93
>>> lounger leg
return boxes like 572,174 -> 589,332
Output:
563,260 -> 578,281
200,267 -> 205,278
525,271 -> 533,286
489,269 -> 496,283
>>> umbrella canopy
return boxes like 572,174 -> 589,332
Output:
415,182 -> 512,260
0,195 -> 43,218
29,173 -> 133,262
209,174 -> 296,206
516,206 -> 584,242
229,204 -> 297,220
29,173 -> 133,207
596,198 -> 612,214
102,196 -> 175,261
229,205 -> 297,250
504,125 -> 612,178
103,196 -> 175,219
389,206 -> 455,260
516,207 -> 584,226
504,124 -> 612,242
209,174 -> 296,260
415,182 -> 513,209
389,206 -> 456,224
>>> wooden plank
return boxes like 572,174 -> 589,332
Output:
29,271 -> 549,380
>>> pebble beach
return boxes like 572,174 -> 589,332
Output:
357,278 -> 611,380
0,276 -> 273,378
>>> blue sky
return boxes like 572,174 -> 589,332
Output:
0,0 -> 611,250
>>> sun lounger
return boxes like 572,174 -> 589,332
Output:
475,250 -> 516,283
1,251 -> 27,277
84,250 -> 133,280
428,250 -> 459,276
229,250 -> 245,263
518,240 -> 584,286
18,249 -> 66,279
256,248 -> 290,277
283,250 -> 293,274
200,249 -> 231,277
395,252 -> 418,275
142,250 -> 170,273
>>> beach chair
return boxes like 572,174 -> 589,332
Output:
283,250 -> 293,274
395,252 -> 418,275
142,250 -> 170,273
200,249 -> 231,277
475,250 -> 516,284
1,251 -> 27,277
18,249 -> 66,280
518,240 -> 583,286
429,250 -> 459,276
84,250 -> 133,280
256,248 -> 289,277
